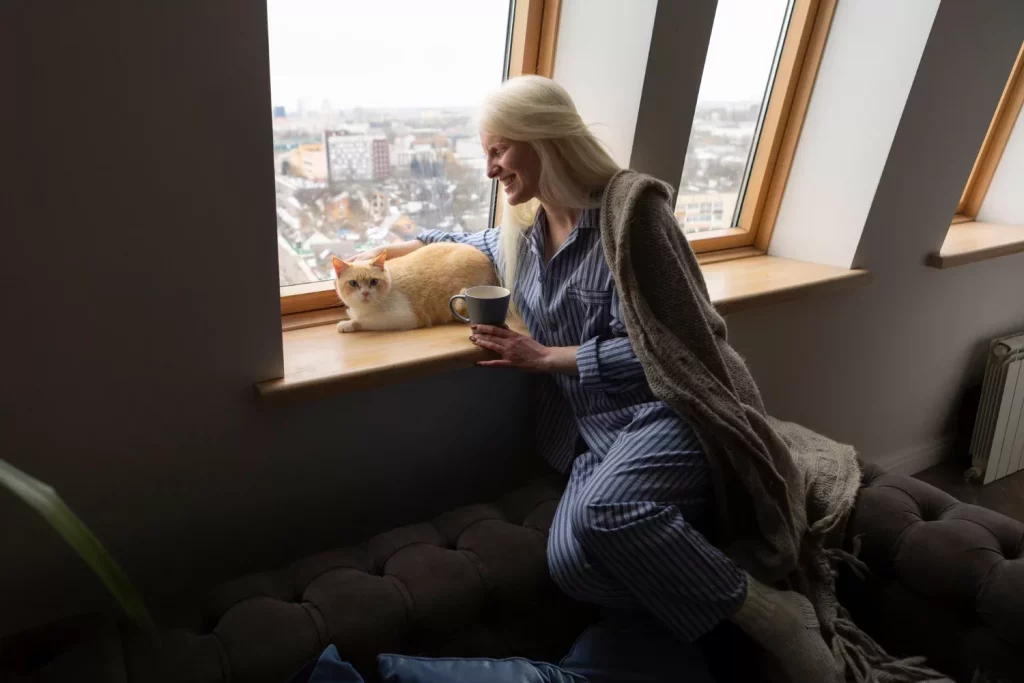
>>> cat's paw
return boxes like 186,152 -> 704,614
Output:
337,319 -> 360,333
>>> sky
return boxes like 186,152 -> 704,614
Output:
266,0 -> 791,111
698,0 -> 790,103
266,0 -> 510,110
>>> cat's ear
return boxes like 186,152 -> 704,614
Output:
371,250 -> 387,270
331,256 -> 349,277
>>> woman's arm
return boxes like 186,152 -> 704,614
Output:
471,325 -> 579,375
575,290 -> 647,393
355,229 -> 500,265
471,293 -> 648,393
418,228 -> 500,264
575,335 -> 646,393
541,345 -> 581,375
351,240 -> 424,261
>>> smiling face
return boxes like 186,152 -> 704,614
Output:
481,132 -> 542,205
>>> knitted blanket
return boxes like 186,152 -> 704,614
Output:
598,170 -> 948,682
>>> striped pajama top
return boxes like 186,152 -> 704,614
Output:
419,206 -> 665,473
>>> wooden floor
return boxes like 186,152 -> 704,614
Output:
915,459 -> 1024,522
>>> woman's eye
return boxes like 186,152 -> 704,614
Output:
348,280 -> 359,288
369,279 -> 379,286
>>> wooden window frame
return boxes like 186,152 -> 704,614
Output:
685,0 -> 837,254
279,0 -> 561,317
955,42 -> 1024,222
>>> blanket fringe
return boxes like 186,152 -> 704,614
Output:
825,545 -> 952,683
832,612 -> 952,683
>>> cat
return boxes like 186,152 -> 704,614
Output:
332,243 -> 498,333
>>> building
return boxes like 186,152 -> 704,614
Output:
391,144 -> 438,169
287,143 -> 328,182
326,192 -> 351,222
369,191 -> 390,221
370,138 -> 389,180
324,132 -> 390,182
673,192 -> 738,234
454,136 -> 486,172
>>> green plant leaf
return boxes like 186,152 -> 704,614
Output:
0,459 -> 155,632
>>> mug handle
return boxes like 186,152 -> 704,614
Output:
448,294 -> 471,323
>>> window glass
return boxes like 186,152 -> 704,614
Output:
269,0 -> 511,286
957,43 -> 1024,218
677,0 -> 792,235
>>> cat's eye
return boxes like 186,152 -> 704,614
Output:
348,280 -> 358,288
369,279 -> 379,286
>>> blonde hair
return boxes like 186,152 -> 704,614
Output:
479,76 -> 621,296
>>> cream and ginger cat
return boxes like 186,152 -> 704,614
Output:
332,243 -> 497,333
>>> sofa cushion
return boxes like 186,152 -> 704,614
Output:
376,655 -> 586,683
126,465 -> 1024,683
143,475 -> 595,683
849,466 -> 1024,681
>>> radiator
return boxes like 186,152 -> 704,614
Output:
970,332 -> 1024,484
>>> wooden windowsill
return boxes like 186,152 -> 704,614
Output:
258,254 -> 869,402
927,220 -> 1024,269
700,254 -> 870,315
280,280 -> 340,316
260,318 -> 531,402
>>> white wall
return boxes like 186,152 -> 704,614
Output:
731,0 -> 1024,467
768,0 -> 940,267
553,0 -> 657,167
978,108 -> 1024,224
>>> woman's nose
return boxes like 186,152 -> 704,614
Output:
486,163 -> 500,179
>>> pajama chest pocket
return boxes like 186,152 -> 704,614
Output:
567,286 -> 614,342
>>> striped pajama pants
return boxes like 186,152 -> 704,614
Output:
547,402 -> 748,643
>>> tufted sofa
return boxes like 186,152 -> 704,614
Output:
842,466 -> 1024,682
5,467 -> 1023,683
124,475 -> 597,683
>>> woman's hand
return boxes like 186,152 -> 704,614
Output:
351,239 -> 425,262
471,325 -> 579,375
350,245 -> 386,262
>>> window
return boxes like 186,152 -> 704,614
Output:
955,43 -> 1024,222
270,0 -> 509,292
929,41 -> 1024,269
677,0 -> 837,253
274,0 -> 561,315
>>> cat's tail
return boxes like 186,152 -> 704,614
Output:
451,288 -> 469,319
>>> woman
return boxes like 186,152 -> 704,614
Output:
357,76 -> 832,682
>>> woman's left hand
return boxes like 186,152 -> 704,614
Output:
470,325 -> 551,371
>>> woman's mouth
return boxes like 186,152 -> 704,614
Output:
502,174 -> 516,189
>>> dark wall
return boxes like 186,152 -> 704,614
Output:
0,2 -> 535,636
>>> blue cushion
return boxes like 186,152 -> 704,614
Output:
559,611 -> 713,683
293,612 -> 709,683
307,645 -> 365,683
377,655 -> 588,683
